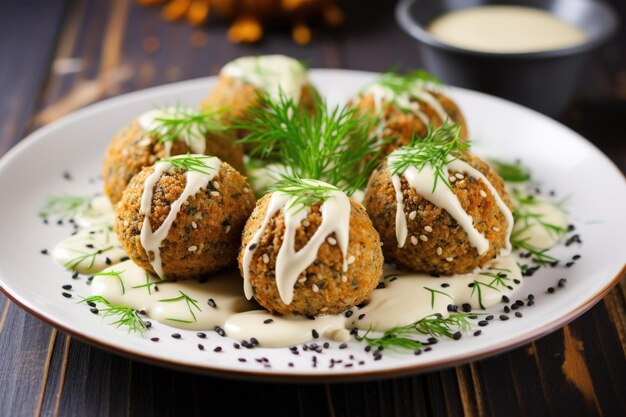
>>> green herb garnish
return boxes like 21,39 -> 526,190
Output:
388,123 -> 469,192
64,246 -> 114,271
148,105 -> 225,145
39,195 -> 91,219
93,270 -> 126,295
159,154 -> 216,175
79,295 -> 148,334
158,290 -> 201,323
234,93 -> 381,198
489,159 -> 531,183
269,178 -> 340,213
355,313 -> 474,351
423,286 -> 454,309
374,68 -> 442,97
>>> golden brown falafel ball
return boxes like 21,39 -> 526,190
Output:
364,153 -> 512,275
102,119 -> 244,204
239,194 -> 384,316
115,160 -> 255,280
352,90 -> 467,157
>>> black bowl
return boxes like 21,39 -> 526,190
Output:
396,0 -> 619,117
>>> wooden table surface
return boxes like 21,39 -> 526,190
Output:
1,1 -> 624,416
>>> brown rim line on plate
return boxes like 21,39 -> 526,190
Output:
1,263 -> 624,382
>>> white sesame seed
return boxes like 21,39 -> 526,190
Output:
243,187 -> 250,193
446,257 -> 453,262
302,220 -> 310,227
224,225 -> 231,233
312,284 -> 319,293
408,211 -> 417,220
123,220 -> 129,227
188,245 -> 198,252
424,225 -> 433,233
210,191 -> 220,197
347,255 -> 356,265
420,234 -> 428,242
437,247 -> 443,256
493,226 -> 500,232
191,221 -> 197,229
455,173 -> 464,179
298,277 -> 307,284
449,176 -> 456,183
479,190 -> 487,198
341,275 -> 348,283
327,237 -> 337,245
212,181 -> 220,189
320,306 -> 328,312
410,236 -> 418,245
262,254 -> 269,264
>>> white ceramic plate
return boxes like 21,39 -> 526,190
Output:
0,70 -> 624,381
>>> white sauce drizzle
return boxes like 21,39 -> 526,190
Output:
52,226 -> 127,274
138,108 -> 206,157
139,155 -> 221,278
362,83 -> 449,124
221,55 -> 309,103
389,156 -> 513,255
242,180 -> 351,304
512,194 -> 567,250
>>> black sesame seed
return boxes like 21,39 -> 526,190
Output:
85,244 -> 94,249
207,298 -> 217,308
171,333 -> 181,339
424,347 -> 432,352
197,332 -> 207,339
515,312 -> 523,318
461,303 -> 472,313
558,278 -> 567,287
365,346 -> 371,352
453,332 -> 462,340
547,287 -> 555,294
500,314 -> 509,321
312,329 -> 319,339
238,358 -> 246,362
502,295 -> 510,303
105,257 -> 112,265
144,321 -> 152,328
339,343 -> 348,349
358,313 -> 366,320
151,337 -> 159,342
478,320 -> 488,327
514,279 -> 521,284
214,326 -> 226,337
250,337 -> 259,345
468,283 -> 475,288
567,224 -> 575,232
263,318 -> 273,324
57,220 -> 63,225
428,337 -> 438,344
248,243 -> 257,251
72,271 -> 79,279
87,301 -> 96,307
197,344 -> 205,351
414,349 -> 422,355
214,346 -> 222,352
511,304 -> 519,311
89,308 -> 98,314
515,300 -> 524,306
527,300 -> 535,306
62,292 -> 72,298
288,362 -> 294,367
486,315 -> 494,321
441,283 -> 450,288
323,342 -> 329,349
40,249 -> 48,255
344,310 -> 353,318
565,262 -> 574,268
62,284 -> 72,290
447,304 -> 458,312
474,330 -> 482,336
120,256 -> 130,262
504,306 -> 510,313
573,254 -> 581,260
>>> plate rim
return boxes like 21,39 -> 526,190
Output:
0,69 -> 625,382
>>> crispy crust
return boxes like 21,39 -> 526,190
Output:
238,194 -> 384,316
102,120 -> 245,204
115,162 -> 255,280
364,153 -> 513,275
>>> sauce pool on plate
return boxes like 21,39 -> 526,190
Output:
427,5 -> 587,53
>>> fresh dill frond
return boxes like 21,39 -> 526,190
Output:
388,123 -> 469,192
511,236 -> 559,265
269,178 -> 339,213
423,286 -> 453,309
234,93 -> 381,197
375,68 -> 442,97
159,154 -> 216,175
354,313 -> 475,351
39,195 -> 91,219
148,105 -> 226,145
489,159 -> 530,183
64,246 -> 114,271
93,270 -> 126,295
131,273 -> 165,295
158,290 -> 201,323
478,271 -> 511,290
79,295 -> 148,335
470,280 -> 499,310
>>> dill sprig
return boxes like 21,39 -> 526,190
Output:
388,123 -> 469,192
64,246 -> 114,271
39,195 -> 91,219
158,290 -> 201,324
423,286 -> 453,309
148,105 -> 226,145
93,270 -> 126,295
159,154 -> 216,175
355,313 -> 475,351
511,189 -> 567,237
269,178 -> 339,213
470,280 -> 499,310
79,295 -> 148,335
234,93 -> 381,197
375,68 -> 442,97
511,236 -> 559,265
478,271 -> 511,290
131,273 -> 165,295
489,159 -> 530,183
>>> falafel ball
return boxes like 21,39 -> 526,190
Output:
102,114 -> 244,204
351,84 -> 467,157
239,193 -> 384,316
116,157 -> 255,280
364,153 -> 512,275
